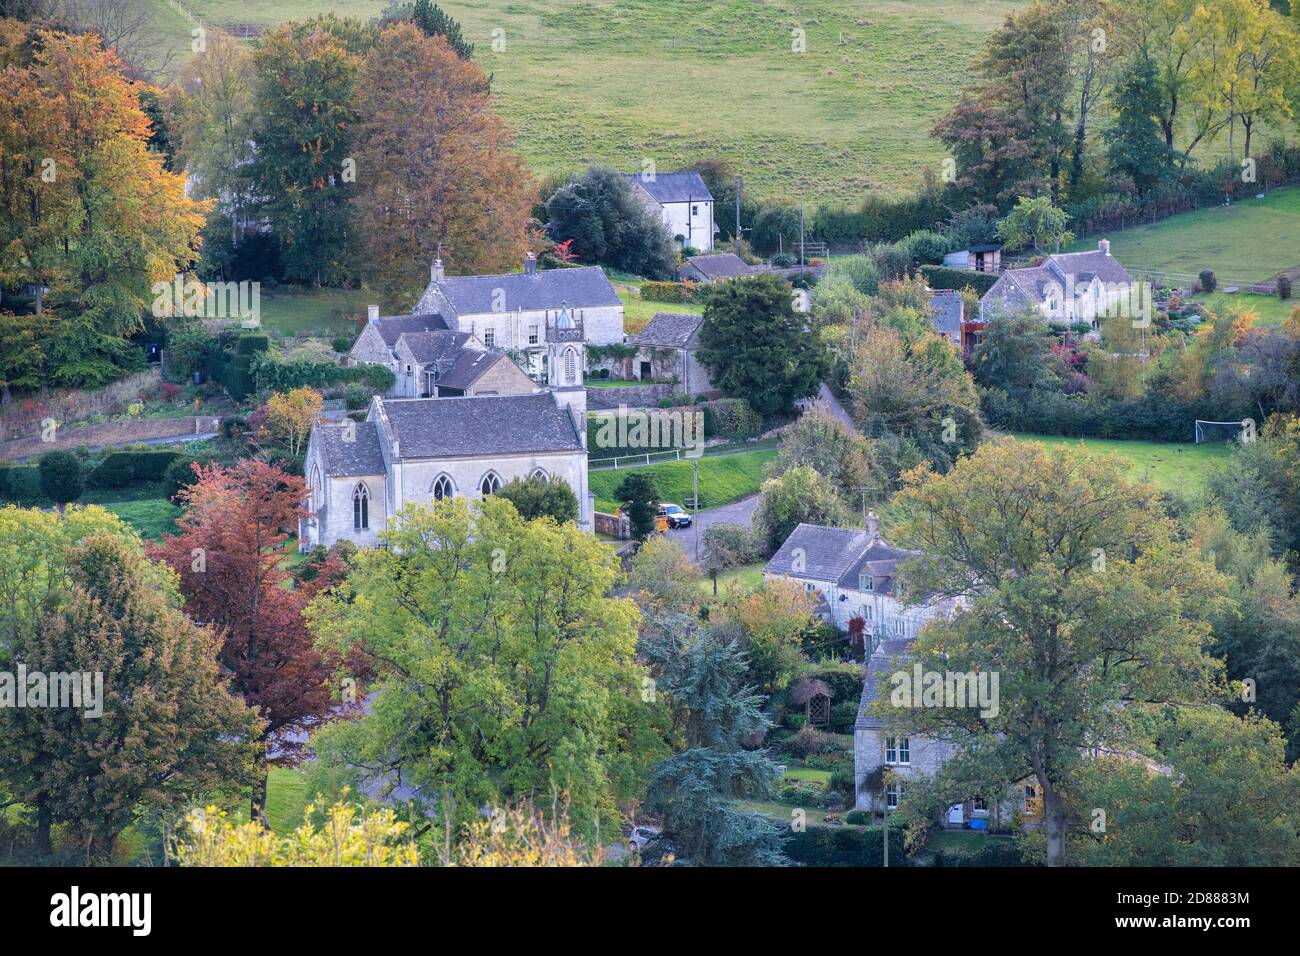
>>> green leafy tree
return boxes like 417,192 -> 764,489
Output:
995,196 -> 1074,255
970,308 -> 1062,391
614,472 -> 660,541
887,440 -> 1232,866
771,406 -> 882,504
544,166 -> 676,279
697,273 -> 826,418
642,616 -> 785,866
753,464 -> 854,556
37,450 -> 82,512
1105,53 -> 1174,193
496,474 -> 579,524
411,0 -> 473,59
305,496 -> 658,838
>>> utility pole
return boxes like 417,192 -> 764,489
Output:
799,205 -> 806,280
734,176 -> 742,257
692,458 -> 700,562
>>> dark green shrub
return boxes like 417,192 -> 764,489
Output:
162,456 -> 199,499
828,765 -> 856,796
700,397 -> 762,437
1279,275 -> 1292,300
934,840 -> 1031,867
345,383 -> 370,410
87,450 -> 184,489
783,825 -> 906,866
0,464 -> 46,506
38,451 -> 84,507
829,701 -> 859,734
844,810 -> 870,826
919,265 -> 998,295
332,336 -> 354,353
1199,269 -> 1216,293
641,281 -> 697,304
236,334 -> 270,355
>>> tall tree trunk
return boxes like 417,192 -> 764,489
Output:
251,766 -> 270,827
35,795 -> 52,857
1043,784 -> 1067,866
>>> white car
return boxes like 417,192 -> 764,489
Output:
627,825 -> 661,852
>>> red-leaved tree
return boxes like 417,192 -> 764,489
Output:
149,459 -> 357,822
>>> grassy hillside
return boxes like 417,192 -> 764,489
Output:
1068,186 -> 1300,284
589,447 -> 775,512
148,0 -> 1024,203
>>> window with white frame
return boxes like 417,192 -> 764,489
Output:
528,325 -> 539,345
530,468 -> 548,483
974,796 -> 988,811
860,572 -> 874,591
885,781 -> 903,809
432,475 -> 453,500
483,328 -> 495,348
479,472 -> 501,496
885,737 -> 910,765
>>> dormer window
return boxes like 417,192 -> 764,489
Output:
860,572 -> 873,592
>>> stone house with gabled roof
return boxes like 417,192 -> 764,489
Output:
303,342 -> 592,550
677,252 -> 760,283
623,171 -> 716,251
979,239 -> 1135,327
627,311 -> 714,393
412,253 -> 624,378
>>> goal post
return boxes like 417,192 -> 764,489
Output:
1194,420 -> 1255,444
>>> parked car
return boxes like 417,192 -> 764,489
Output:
658,503 -> 692,529
627,825 -> 661,853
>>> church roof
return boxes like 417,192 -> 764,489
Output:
419,266 -> 620,316
623,171 -> 713,204
315,420 -> 386,477
380,393 -> 582,459
630,312 -> 703,349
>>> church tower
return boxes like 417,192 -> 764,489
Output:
547,302 -> 587,444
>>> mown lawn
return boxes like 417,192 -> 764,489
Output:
617,287 -> 703,335
923,829 -> 1016,854
699,561 -> 767,597
1008,433 -> 1232,494
1067,186 -> 1300,283
105,499 -> 182,540
1191,290 -> 1298,327
590,447 -> 776,513
257,287 -> 371,339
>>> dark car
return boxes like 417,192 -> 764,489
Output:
658,503 -> 692,529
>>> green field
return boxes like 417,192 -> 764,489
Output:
257,287 -> 371,339
148,0 -> 1030,204
589,447 -> 776,513
700,560 -> 767,596
617,286 -> 703,335
1009,433 -> 1231,494
1069,187 -> 1300,284
106,499 -> 182,539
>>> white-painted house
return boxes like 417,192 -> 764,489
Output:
979,240 -> 1135,327
624,172 -> 716,252
412,253 -> 624,378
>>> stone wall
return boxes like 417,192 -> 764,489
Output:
586,383 -> 675,410
594,510 -> 629,539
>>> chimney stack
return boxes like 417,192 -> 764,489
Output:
367,304 -> 379,324
431,257 -> 445,282
524,251 -> 537,276
1098,239 -> 1111,256
865,509 -> 880,540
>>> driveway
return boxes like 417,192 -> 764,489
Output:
797,382 -> 856,430
665,493 -> 758,561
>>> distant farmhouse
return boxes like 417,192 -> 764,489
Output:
980,239 -> 1134,327
624,171 -> 716,252
304,339 -> 592,549
677,252 -> 761,283
765,517 -> 1032,824
627,311 -> 713,393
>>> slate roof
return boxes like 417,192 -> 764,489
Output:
436,350 -> 505,391
398,330 -> 475,365
929,290 -> 964,334
314,420 -> 386,477
765,523 -> 914,594
856,638 -> 912,729
418,266 -> 620,316
683,253 -> 757,279
372,313 -> 450,347
378,394 -> 582,459
630,312 -> 703,349
623,171 -> 713,205
983,245 -> 1134,314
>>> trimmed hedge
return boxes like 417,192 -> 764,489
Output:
699,397 -> 762,438
641,281 -> 698,304
0,463 -> 46,506
249,354 -> 395,395
919,265 -> 998,295
783,824 -> 907,866
933,840 -> 1030,867
87,450 -> 185,489
980,386 -> 1248,443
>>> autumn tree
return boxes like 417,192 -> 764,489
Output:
752,464 -> 854,557
3,535 -> 259,860
149,460 -> 352,823
261,386 -> 324,457
885,440 -> 1231,866
350,22 -> 533,305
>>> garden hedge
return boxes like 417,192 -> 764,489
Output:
783,825 -> 907,866
919,265 -> 998,295
87,450 -> 185,489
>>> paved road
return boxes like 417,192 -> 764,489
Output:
796,382 -> 856,430
664,493 -> 759,560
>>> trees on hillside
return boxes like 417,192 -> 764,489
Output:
350,23 -> 532,305
697,273 -> 826,418
544,166 -> 677,279
887,440 -> 1231,866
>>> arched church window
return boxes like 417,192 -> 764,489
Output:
530,468 -> 548,483
563,348 -> 577,385
353,483 -> 370,530
480,472 -> 501,496
432,474 -> 454,500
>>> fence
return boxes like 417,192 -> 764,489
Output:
589,447 -> 701,470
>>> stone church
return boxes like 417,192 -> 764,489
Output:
302,323 -> 592,549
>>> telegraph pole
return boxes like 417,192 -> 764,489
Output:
692,458 -> 700,562
734,176 -> 742,256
